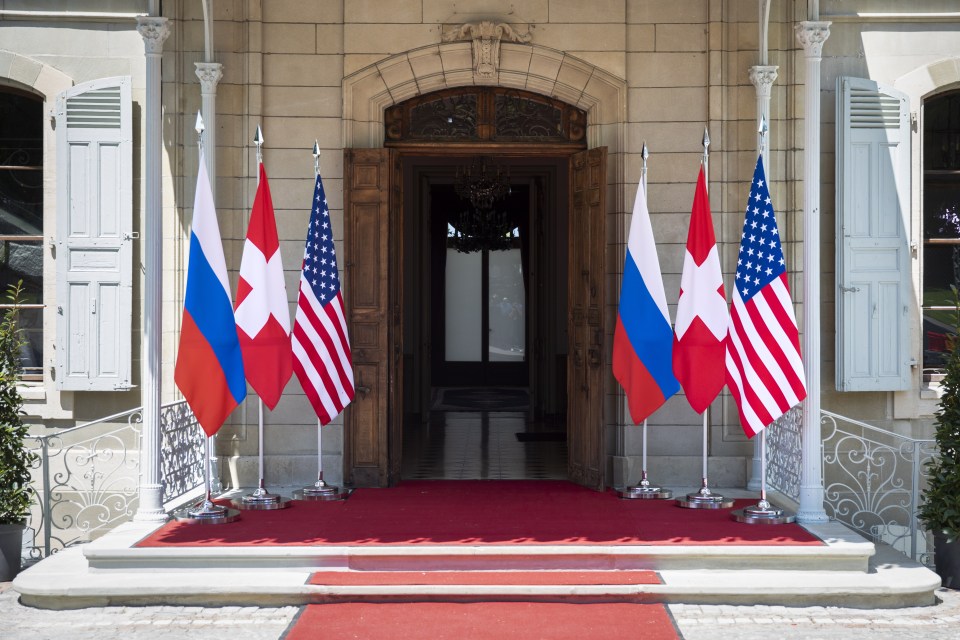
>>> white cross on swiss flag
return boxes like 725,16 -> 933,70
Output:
673,166 -> 728,414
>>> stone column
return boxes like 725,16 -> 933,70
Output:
747,64 -> 778,492
134,15 -> 170,522
795,20 -> 831,524
194,63 -> 222,198
194,62 -> 224,493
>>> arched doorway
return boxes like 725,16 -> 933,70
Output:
343,87 -> 607,490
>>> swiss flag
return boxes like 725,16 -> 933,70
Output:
673,166 -> 728,414
234,163 -> 293,410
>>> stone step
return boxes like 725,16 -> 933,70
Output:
80,521 -> 874,573
11,519 -> 942,610
13,540 -> 939,610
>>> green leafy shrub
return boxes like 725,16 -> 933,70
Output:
0,281 -> 37,525
920,285 -> 960,542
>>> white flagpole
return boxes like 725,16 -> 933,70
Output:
732,116 -> 796,525
238,124 -> 285,509
677,127 -> 732,510
617,142 -> 671,500
174,112 -> 239,523
300,141 -> 348,501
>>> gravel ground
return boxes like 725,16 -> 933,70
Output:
4,581 -> 958,639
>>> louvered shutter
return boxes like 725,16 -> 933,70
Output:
835,77 -> 912,391
55,77 -> 133,391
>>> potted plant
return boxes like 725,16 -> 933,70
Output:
0,281 -> 36,581
920,285 -> 960,588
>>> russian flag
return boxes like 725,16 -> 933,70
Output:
613,178 -> 680,423
174,150 -> 247,437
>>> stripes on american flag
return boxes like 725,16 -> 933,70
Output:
291,173 -> 355,425
724,156 -> 806,438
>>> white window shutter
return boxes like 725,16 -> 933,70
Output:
835,77 -> 912,391
54,77 -> 133,391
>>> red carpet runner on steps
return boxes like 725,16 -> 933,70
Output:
138,480 -> 821,547
282,602 -> 683,640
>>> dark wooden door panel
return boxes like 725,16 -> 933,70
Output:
344,148 -> 399,487
567,147 -> 606,490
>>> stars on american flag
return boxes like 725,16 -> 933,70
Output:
734,167 -> 786,301
302,176 -> 341,303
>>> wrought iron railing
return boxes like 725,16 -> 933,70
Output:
766,405 -> 802,502
22,399 -> 203,560
821,410 -> 936,565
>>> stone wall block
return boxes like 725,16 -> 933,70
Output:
407,46 -> 444,82
437,42 -> 473,74
377,57 -> 417,94
567,52 -> 625,80
263,116 -> 343,150
8,54 -> 41,88
531,24 -> 625,52
627,0 -> 708,24
423,0 -> 548,23
346,0 -> 422,23
264,0 -> 344,23
655,23 -> 708,52
549,0 -> 625,23
555,56 -> 594,96
499,44 -> 533,75
343,24 -> 439,55
627,52 -> 707,88
317,25 -> 345,55
527,47 -> 564,84
263,23 -> 317,54
264,54 -> 344,87
264,86 -> 342,118
631,87 -> 707,122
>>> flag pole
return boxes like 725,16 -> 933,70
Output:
299,140 -> 349,502
677,127 -> 733,510
236,124 -> 287,510
174,111 -> 240,524
617,141 -> 671,500
732,116 -> 796,525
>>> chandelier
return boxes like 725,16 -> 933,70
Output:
450,157 -> 514,253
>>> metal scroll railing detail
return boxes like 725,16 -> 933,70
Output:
159,400 -> 204,508
23,399 -> 203,560
821,410 -> 936,565
765,405 -> 802,502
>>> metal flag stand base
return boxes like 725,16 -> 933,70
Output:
616,474 -> 672,500
731,429 -> 795,524
676,412 -> 734,509
233,398 -> 290,510
675,479 -> 735,510
616,420 -> 671,499
173,433 -> 241,524
294,417 -> 350,502
232,480 -> 291,511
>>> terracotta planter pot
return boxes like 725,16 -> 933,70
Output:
0,521 -> 25,582
934,531 -> 960,589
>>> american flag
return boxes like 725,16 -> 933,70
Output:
291,173 -> 355,425
724,156 -> 806,438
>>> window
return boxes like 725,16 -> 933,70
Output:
0,88 -> 44,381
922,91 -> 960,377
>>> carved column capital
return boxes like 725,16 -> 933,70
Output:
195,62 -> 223,94
749,65 -> 779,97
136,16 -> 170,55
795,21 -> 831,59
442,20 -> 531,81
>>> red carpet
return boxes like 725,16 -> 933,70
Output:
282,602 -> 681,640
308,570 -> 663,586
138,480 -> 822,547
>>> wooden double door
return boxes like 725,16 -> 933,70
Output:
342,147 -> 606,490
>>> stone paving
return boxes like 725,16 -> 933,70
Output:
4,581 -> 958,639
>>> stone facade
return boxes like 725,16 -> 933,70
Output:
0,0 -> 956,490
